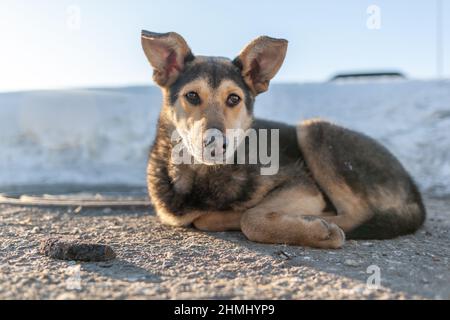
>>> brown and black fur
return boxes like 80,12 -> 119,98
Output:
142,31 -> 426,248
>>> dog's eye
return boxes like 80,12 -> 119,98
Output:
226,94 -> 241,107
185,91 -> 201,106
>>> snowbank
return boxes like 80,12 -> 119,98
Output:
1,80 -> 449,195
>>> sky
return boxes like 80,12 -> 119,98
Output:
0,0 -> 448,92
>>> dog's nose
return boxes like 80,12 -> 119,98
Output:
203,129 -> 227,151
223,139 -> 228,150
203,136 -> 227,150
203,135 -> 216,148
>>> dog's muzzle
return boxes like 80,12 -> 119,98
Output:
202,128 -> 228,159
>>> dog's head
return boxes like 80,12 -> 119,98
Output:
142,31 -> 288,165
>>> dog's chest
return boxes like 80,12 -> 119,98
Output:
171,166 -> 255,210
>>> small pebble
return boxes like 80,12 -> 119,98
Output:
276,250 -> 291,260
162,261 -> 174,268
432,256 -> 441,262
31,227 -> 41,234
70,228 -> 81,235
98,262 -> 114,268
344,259 -> 361,267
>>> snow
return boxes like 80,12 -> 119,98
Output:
1,80 -> 449,195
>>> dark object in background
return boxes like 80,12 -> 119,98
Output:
330,71 -> 406,82
40,238 -> 116,262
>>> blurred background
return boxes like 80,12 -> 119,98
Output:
0,0 -> 449,199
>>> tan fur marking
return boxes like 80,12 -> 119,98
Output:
297,122 -> 372,232
368,187 -> 420,224
249,185 -> 328,217
155,206 -> 202,227
218,80 -> 252,132
370,187 -> 406,211
229,174 -> 286,211
193,211 -> 243,232
176,78 -> 211,112
239,183 -> 345,249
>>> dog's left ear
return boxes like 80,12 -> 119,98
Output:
141,30 -> 193,87
234,36 -> 288,95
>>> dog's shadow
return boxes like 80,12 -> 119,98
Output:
78,207 -> 445,299
200,226 -> 440,299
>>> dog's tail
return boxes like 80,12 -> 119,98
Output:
347,179 -> 426,240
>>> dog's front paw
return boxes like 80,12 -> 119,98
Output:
308,218 -> 346,249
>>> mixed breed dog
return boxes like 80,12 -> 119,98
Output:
141,30 -> 425,249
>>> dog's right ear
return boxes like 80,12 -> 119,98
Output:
141,31 -> 193,87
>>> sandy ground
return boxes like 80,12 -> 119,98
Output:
0,196 -> 449,300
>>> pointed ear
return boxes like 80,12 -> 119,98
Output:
234,36 -> 288,95
141,31 -> 194,87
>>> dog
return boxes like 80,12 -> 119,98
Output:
141,30 -> 426,249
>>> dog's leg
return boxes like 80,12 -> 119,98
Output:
240,186 -> 345,249
193,211 -> 243,232
307,182 -> 370,233
241,210 -> 345,249
297,120 -> 426,239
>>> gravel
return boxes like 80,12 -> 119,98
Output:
0,196 -> 449,300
